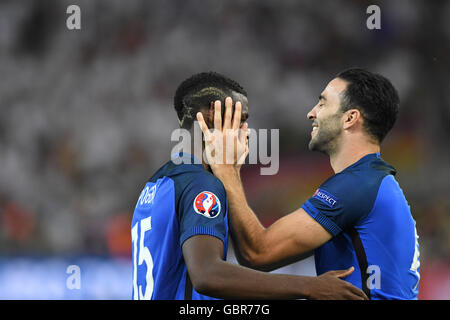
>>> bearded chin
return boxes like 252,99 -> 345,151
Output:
308,135 -> 326,153
308,130 -> 340,156
308,137 -> 319,152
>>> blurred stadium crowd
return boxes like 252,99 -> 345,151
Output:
0,0 -> 449,298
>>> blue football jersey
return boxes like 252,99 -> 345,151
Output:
131,153 -> 228,300
302,153 -> 420,300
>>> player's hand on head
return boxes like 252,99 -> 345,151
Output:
310,267 -> 369,300
196,97 -> 249,170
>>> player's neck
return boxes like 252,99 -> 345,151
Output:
329,138 -> 380,174
202,156 -> 212,172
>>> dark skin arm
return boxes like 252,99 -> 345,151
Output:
182,235 -> 368,300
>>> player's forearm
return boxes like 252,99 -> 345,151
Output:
212,165 -> 267,265
198,259 -> 314,299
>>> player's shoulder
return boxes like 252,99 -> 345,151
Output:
172,164 -> 227,218
165,162 -> 226,204
148,159 -> 226,210
303,154 -> 399,232
319,154 -> 396,202
149,158 -> 221,185
175,163 -> 224,189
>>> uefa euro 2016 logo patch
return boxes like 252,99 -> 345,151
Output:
193,191 -> 221,218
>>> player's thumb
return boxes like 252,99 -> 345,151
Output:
329,266 -> 355,278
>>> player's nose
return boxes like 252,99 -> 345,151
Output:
307,105 -> 317,120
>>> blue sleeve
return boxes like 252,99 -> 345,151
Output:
301,173 -> 374,237
178,175 -> 228,246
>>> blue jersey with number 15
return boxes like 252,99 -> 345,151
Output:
131,153 -> 228,300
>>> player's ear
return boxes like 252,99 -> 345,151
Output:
342,109 -> 361,130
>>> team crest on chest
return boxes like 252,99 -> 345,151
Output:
193,191 -> 221,218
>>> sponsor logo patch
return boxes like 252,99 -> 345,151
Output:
193,191 -> 221,218
312,188 -> 338,207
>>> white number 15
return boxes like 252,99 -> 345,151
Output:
131,216 -> 154,300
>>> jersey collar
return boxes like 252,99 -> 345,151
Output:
343,152 -> 381,171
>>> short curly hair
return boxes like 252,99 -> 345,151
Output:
174,72 -> 247,129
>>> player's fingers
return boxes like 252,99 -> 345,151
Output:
340,279 -> 368,300
346,283 -> 369,300
196,112 -> 211,140
347,292 -> 365,300
352,287 -> 369,300
239,122 -> 248,145
214,100 -> 222,131
232,101 -> 242,130
223,97 -> 233,130
333,266 -> 355,278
